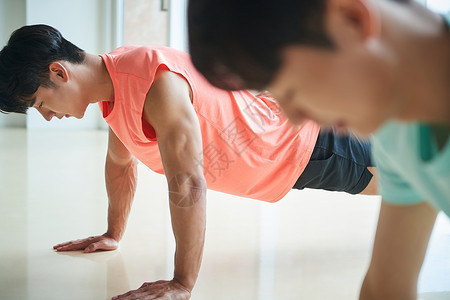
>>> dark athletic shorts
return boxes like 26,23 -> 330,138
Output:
293,128 -> 374,194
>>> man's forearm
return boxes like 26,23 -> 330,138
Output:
168,174 -> 207,291
105,156 -> 138,241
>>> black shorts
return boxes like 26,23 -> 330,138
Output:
293,128 -> 374,194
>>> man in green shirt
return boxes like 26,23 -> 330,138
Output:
188,0 -> 450,299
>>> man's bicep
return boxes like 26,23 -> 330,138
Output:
143,71 -> 204,178
144,70 -> 194,130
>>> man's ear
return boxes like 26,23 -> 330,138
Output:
48,62 -> 69,83
324,0 -> 379,48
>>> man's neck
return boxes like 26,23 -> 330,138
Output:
379,1 -> 450,124
80,53 -> 115,104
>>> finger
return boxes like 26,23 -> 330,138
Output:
55,240 -> 93,251
112,285 -> 165,300
54,238 -> 90,249
55,244 -> 86,251
112,288 -> 143,300
84,240 -> 117,253
54,242 -> 88,251
111,280 -> 190,300
53,241 -> 75,249
84,242 -> 100,253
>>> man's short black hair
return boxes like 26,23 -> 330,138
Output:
188,0 -> 410,91
188,0 -> 332,91
0,24 -> 85,114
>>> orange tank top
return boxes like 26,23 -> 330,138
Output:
99,46 -> 319,202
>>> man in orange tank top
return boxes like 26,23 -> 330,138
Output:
0,25 -> 377,299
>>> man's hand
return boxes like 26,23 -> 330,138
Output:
112,280 -> 191,300
53,234 -> 118,253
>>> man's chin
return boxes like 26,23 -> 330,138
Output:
75,111 -> 86,119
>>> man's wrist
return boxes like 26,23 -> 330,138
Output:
172,275 -> 195,293
104,230 -> 121,242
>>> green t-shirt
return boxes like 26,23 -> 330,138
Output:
373,122 -> 450,215
372,13 -> 450,216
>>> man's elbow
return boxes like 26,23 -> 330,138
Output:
168,173 -> 207,208
106,150 -> 136,169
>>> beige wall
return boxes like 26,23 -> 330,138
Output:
124,0 -> 168,46
0,0 -> 27,128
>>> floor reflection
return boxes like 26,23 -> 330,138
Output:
0,129 -> 448,300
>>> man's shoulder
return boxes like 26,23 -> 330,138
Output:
105,46 -> 162,80
108,45 -> 155,65
109,45 -> 188,60
105,45 -> 190,78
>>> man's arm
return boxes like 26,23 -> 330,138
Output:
360,200 -> 438,300
104,128 -> 138,242
150,71 -> 206,292
54,128 -> 137,252
113,70 -> 207,300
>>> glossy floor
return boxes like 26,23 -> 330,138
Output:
0,129 -> 449,300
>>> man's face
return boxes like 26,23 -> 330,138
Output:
32,84 -> 87,121
267,42 -> 395,136
264,0 -> 400,136
31,62 -> 89,121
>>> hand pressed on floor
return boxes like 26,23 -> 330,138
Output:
112,280 -> 191,300
53,234 -> 118,253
